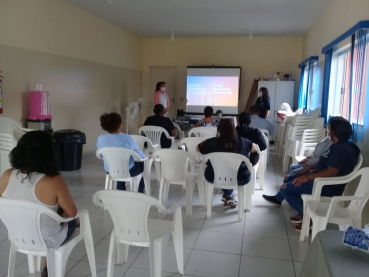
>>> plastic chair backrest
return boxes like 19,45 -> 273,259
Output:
205,152 -> 253,187
298,142 -> 319,157
93,190 -> 167,243
172,122 -> 183,140
307,118 -> 324,129
0,117 -> 35,145
97,147 -> 141,179
281,115 -> 294,127
130,135 -> 157,153
188,127 -> 217,138
154,149 -> 197,181
0,133 -> 13,176
0,198 -> 66,253
300,129 -> 326,144
347,167 -> 369,212
178,137 -> 205,161
138,126 -> 171,148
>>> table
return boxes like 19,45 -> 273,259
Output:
299,230 -> 369,277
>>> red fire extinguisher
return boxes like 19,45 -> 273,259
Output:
0,71 -> 3,114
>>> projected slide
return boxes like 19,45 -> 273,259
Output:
187,76 -> 239,106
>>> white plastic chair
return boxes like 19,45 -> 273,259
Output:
299,154 -> 363,241
276,115 -> 294,158
283,128 -> 326,173
261,132 -> 269,165
153,149 -> 198,216
0,198 -> 96,277
97,147 -> 150,194
92,190 -> 183,277
138,126 -> 176,149
188,127 -> 217,139
172,122 -> 184,140
0,117 -> 35,146
251,145 -> 265,193
204,152 -> 254,221
178,137 -> 207,205
303,167 -> 369,242
138,126 -> 176,182
295,141 -> 320,163
0,133 -> 13,176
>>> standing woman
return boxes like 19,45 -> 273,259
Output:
255,87 -> 270,119
154,81 -> 170,117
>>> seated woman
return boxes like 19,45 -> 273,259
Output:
97,112 -> 146,193
262,117 -> 360,230
196,119 -> 257,207
195,106 -> 219,127
0,131 -> 78,277
237,112 -> 267,166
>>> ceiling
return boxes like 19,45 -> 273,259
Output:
63,0 -> 330,38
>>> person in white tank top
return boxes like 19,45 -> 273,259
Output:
0,131 -> 78,277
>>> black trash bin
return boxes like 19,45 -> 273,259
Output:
52,129 -> 86,171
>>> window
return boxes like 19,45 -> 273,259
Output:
322,22 -> 369,130
298,56 -> 319,111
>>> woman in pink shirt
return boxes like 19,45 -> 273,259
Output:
154,81 -> 170,117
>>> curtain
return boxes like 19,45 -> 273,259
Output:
351,29 -> 368,143
321,49 -> 333,123
298,64 -> 306,109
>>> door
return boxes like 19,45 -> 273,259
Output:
150,67 -> 177,119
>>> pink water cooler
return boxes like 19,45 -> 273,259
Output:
27,85 -> 52,131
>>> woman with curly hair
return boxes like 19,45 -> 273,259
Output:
196,119 -> 257,207
0,131 -> 77,276
97,112 -> 146,192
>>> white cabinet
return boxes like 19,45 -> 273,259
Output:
257,81 -> 295,141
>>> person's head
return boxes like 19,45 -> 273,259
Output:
100,113 -> 122,133
250,105 -> 260,115
239,112 -> 251,128
155,82 -> 166,92
153,104 -> 164,116
327,116 -> 353,143
217,118 -> 238,153
259,87 -> 270,100
204,106 -> 213,118
10,131 -> 59,177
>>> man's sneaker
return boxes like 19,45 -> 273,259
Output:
295,221 -> 313,232
290,214 -> 303,224
221,195 -> 227,203
225,195 -> 238,208
262,195 -> 281,207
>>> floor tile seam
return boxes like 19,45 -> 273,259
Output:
199,228 -> 244,236
67,169 -> 102,186
187,247 -> 243,256
243,233 -> 290,241
240,252 -> 292,261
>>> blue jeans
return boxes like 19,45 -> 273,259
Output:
108,162 -> 145,193
62,218 -> 78,244
289,164 -> 304,175
275,173 -> 346,216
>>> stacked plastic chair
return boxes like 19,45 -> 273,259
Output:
282,117 -> 325,173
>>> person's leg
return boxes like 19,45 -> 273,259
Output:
279,180 -> 314,216
129,162 -> 145,193
222,189 -> 233,196
289,164 -> 304,175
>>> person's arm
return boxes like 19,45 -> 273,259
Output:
55,176 -> 77,218
154,91 -> 160,105
264,100 -> 271,119
255,129 -> 267,151
292,167 -> 339,187
166,92 -> 170,108
171,129 -> 177,137
264,110 -> 270,119
250,143 -> 257,153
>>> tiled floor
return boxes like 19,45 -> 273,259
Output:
0,148 -> 312,277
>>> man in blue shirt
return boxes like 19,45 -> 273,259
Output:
262,117 -> 360,231
97,113 -> 146,192
249,106 -> 273,136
